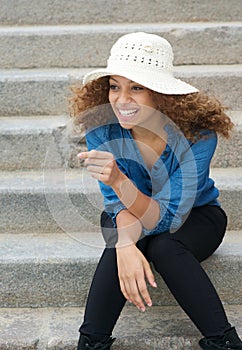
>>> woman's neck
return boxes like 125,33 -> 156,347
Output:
131,121 -> 166,144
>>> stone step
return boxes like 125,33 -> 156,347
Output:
1,23 -> 241,68
1,0 -> 241,25
0,115 -> 71,170
0,112 -> 241,170
0,168 -> 241,234
0,231 -> 241,308
0,305 -> 242,350
0,66 -> 242,116
211,111 -> 242,168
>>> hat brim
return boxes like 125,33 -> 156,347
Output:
83,67 -> 198,95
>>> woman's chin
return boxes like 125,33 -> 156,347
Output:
118,121 -> 135,129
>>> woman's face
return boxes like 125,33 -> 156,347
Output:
108,75 -> 158,130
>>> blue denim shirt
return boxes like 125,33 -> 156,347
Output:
85,121 -> 220,235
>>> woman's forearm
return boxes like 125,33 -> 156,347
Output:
116,209 -> 143,248
79,149 -> 160,231
112,172 -> 160,230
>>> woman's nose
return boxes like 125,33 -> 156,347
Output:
117,90 -> 132,103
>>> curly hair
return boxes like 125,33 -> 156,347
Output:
69,76 -> 233,142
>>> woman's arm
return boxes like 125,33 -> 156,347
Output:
78,150 -> 160,230
115,209 -> 157,312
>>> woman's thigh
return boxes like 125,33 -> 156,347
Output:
148,205 -> 227,262
101,205 -> 227,262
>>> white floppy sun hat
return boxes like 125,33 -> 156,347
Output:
83,32 -> 198,95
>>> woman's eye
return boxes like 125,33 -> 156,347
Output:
109,84 -> 119,90
132,86 -> 144,91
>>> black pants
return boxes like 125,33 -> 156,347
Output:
80,205 -> 231,342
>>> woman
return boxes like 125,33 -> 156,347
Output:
70,32 -> 242,349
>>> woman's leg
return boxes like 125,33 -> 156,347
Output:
146,205 -> 231,338
79,212 -> 126,342
79,211 -> 150,343
79,247 -> 126,342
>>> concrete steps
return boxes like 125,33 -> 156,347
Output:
0,305 -> 242,350
0,168 -> 242,234
1,65 -> 242,116
1,23 -> 241,68
0,112 -> 241,170
1,0 -> 242,25
0,230 -> 241,308
1,0 -> 241,348
0,116 -> 69,170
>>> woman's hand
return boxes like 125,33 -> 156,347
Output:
116,244 -> 157,312
78,150 -> 124,187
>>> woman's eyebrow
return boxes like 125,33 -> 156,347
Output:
109,77 -> 134,84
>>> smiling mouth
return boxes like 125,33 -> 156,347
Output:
117,109 -> 139,118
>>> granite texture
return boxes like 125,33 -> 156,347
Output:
0,112 -> 241,171
0,23 -> 241,69
0,305 -> 241,350
0,168 -> 241,234
0,4 -> 241,348
0,231 -> 241,308
0,116 -> 69,170
0,66 -> 242,116
0,0 -> 241,25
212,112 -> 242,168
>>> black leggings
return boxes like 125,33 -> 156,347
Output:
80,205 -> 231,341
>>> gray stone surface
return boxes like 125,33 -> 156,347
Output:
1,112 -> 241,170
0,233 -> 102,308
0,1 -> 241,348
212,112 -> 242,168
0,23 -> 241,68
0,168 -> 241,234
0,305 -> 241,350
0,66 -> 241,116
0,231 -> 241,308
0,0 -> 241,25
175,65 -> 242,111
0,169 -> 103,233
210,168 -> 242,231
0,116 -> 70,170
0,69 -> 71,116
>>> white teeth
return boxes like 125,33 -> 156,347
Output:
118,109 -> 138,116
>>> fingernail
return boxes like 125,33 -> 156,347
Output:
147,302 -> 152,307
77,153 -> 84,158
153,281 -> 157,288
140,307 -> 146,312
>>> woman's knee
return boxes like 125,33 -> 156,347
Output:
148,234 -> 187,264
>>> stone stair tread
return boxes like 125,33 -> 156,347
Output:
1,66 -> 241,115
210,168 -> 242,189
0,232 -> 104,261
0,168 -> 241,233
0,115 -> 68,132
0,113 -> 241,170
0,231 -> 241,308
1,0 -> 242,25
1,111 -> 240,128
1,230 -> 241,262
1,167 -> 242,191
1,65 -> 242,78
0,305 -> 241,349
0,168 -> 99,192
1,21 -> 241,31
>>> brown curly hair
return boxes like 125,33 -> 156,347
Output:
69,76 -> 233,142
